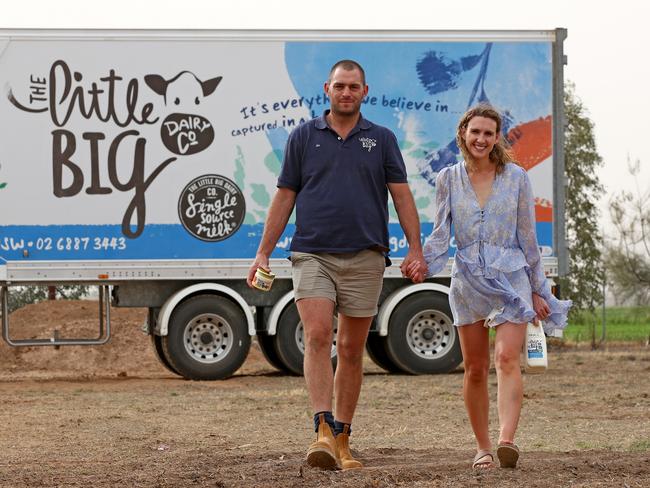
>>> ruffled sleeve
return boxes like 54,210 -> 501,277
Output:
516,168 -> 546,294
516,167 -> 572,333
423,167 -> 452,277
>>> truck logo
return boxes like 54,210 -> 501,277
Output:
178,174 -> 245,242
5,61 -> 224,239
159,113 -> 215,155
145,72 -> 221,155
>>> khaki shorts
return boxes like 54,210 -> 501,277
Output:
291,250 -> 386,317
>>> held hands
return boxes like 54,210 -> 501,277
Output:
246,253 -> 270,288
532,293 -> 551,321
400,250 -> 427,283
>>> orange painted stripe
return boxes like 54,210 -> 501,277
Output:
535,204 -> 553,222
508,116 -> 552,171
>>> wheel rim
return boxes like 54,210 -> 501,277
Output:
405,309 -> 455,359
295,318 -> 338,358
183,313 -> 233,364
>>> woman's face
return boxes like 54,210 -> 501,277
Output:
462,116 -> 499,164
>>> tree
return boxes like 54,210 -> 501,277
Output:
606,158 -> 650,305
560,83 -> 605,313
5,285 -> 89,313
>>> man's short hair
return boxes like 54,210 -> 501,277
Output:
328,60 -> 366,86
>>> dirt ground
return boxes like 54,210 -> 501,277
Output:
0,300 -> 649,487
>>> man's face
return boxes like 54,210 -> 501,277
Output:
325,67 -> 368,116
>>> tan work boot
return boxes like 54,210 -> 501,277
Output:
335,424 -> 363,470
306,414 -> 338,470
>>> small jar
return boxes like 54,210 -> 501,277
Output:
253,267 -> 275,291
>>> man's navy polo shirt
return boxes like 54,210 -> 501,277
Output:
277,111 -> 407,254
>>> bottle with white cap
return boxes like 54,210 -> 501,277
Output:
524,320 -> 548,373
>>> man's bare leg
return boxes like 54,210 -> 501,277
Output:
331,313 -> 373,470
297,298 -> 339,469
297,298 -> 337,412
333,313 -> 373,422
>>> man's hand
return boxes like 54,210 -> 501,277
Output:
400,249 -> 426,283
246,188 -> 296,289
247,253 -> 270,288
532,293 -> 551,321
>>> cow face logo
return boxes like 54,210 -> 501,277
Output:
145,71 -> 221,156
178,174 -> 245,242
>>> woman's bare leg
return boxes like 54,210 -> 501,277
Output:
494,321 -> 526,444
458,321 -> 491,454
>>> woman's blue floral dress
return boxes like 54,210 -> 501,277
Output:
423,162 -> 571,333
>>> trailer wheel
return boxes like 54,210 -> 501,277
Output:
273,302 -> 337,376
151,334 -> 181,376
385,292 -> 462,374
162,295 -> 251,380
365,332 -> 403,373
257,334 -> 290,373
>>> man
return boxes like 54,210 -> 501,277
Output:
247,60 -> 425,470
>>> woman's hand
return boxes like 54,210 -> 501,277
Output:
400,250 -> 426,283
401,259 -> 425,283
532,293 -> 551,321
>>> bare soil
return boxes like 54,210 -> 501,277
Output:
0,300 -> 649,487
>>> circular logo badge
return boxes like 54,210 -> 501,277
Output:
178,175 -> 246,242
161,113 -> 215,155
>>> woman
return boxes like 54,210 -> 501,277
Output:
408,105 -> 571,469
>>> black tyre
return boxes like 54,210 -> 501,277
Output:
162,295 -> 251,380
385,292 -> 462,374
273,302 -> 337,376
365,331 -> 403,373
257,333 -> 290,373
151,333 -> 181,376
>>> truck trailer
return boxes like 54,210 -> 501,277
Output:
0,28 -> 567,379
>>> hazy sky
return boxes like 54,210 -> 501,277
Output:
2,0 -> 648,233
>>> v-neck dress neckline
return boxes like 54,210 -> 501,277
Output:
462,162 -> 498,211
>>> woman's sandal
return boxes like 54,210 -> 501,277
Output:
496,441 -> 520,468
472,449 -> 494,469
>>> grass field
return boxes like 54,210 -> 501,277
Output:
564,306 -> 650,344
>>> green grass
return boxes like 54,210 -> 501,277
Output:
575,440 -> 613,450
628,439 -> 650,452
482,307 -> 649,343
564,307 -> 650,343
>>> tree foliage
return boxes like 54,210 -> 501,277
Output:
560,83 -> 605,312
5,285 -> 89,313
606,158 -> 650,305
